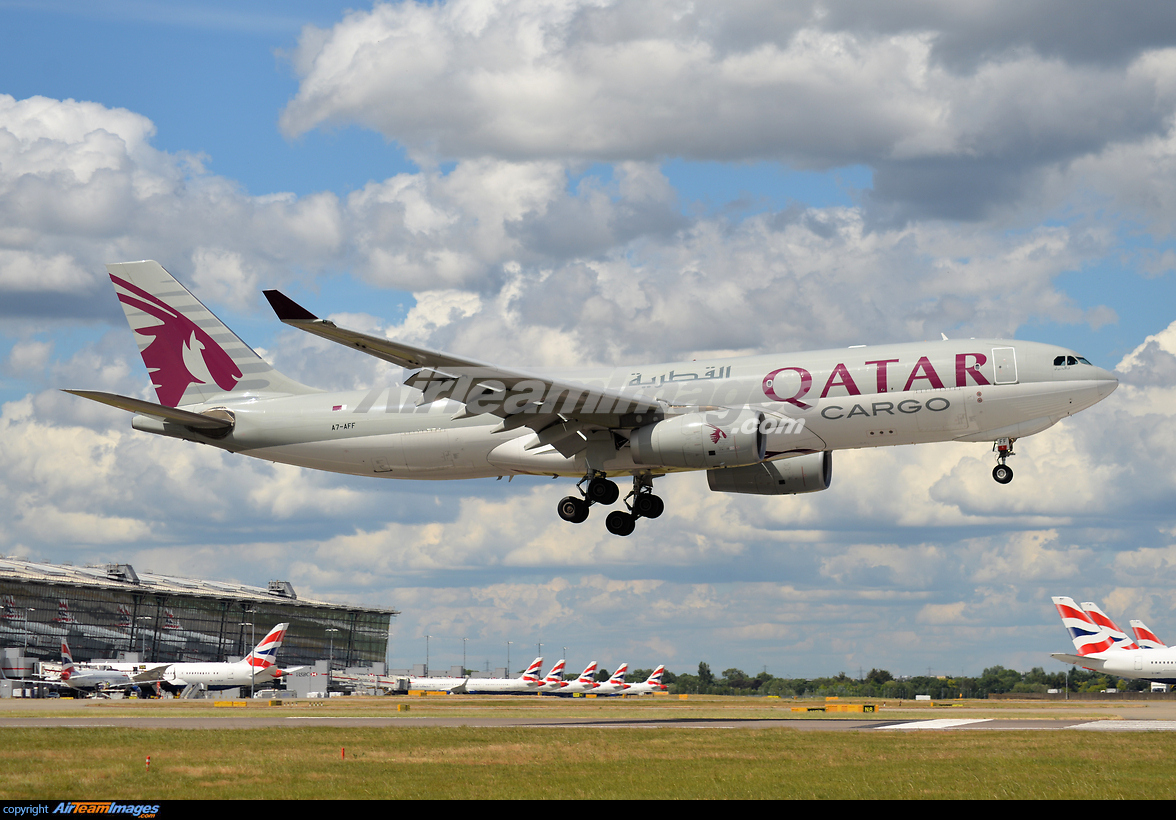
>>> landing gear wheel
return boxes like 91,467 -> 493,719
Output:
633,493 -> 664,519
587,477 -> 620,505
605,510 -> 636,536
992,464 -> 1014,485
557,496 -> 590,523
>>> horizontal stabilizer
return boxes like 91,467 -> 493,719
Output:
63,390 -> 233,430
1050,652 -> 1107,671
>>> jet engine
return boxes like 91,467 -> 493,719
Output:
706,451 -> 832,495
630,408 -> 766,469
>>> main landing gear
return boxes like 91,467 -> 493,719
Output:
992,437 -> 1016,484
557,473 -> 663,536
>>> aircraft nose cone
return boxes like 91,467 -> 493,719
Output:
1098,371 -> 1119,398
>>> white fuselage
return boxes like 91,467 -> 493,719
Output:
1056,648 -> 1176,685
407,676 -> 468,693
463,677 -> 540,694
163,661 -> 277,690
132,339 -> 1117,481
62,668 -> 135,691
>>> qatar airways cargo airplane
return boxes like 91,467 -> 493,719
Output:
67,261 -> 1119,536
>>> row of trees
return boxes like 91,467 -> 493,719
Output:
619,663 -> 1152,698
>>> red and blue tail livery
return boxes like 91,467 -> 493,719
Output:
1052,597 -> 1115,656
246,623 -> 289,670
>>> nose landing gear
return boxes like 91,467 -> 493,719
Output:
992,437 -> 1016,484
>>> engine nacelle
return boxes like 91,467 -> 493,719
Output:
630,408 -> 766,469
707,451 -> 832,495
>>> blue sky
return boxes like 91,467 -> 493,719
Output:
3,0 -> 1176,678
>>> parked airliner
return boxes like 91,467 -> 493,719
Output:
624,666 -> 668,696
146,623 -> 290,692
1051,598 -> 1176,685
550,662 -> 599,696
67,261 -> 1119,535
463,657 -> 544,694
58,640 -> 136,694
592,664 -> 630,695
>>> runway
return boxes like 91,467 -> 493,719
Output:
4,708 -> 1176,731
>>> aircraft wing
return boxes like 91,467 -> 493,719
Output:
264,290 -> 663,451
131,666 -> 170,683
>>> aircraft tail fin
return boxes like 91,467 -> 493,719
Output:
1080,602 -> 1139,650
106,261 -> 318,407
645,664 -> 665,685
245,623 -> 289,674
520,657 -> 544,681
1052,596 -> 1114,656
608,663 -> 628,685
1131,619 -> 1167,649
578,661 -> 597,683
544,660 -> 566,682
61,639 -> 74,682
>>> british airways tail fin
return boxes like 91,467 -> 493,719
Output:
1052,596 -> 1114,655
61,639 -> 74,681
544,660 -> 566,682
106,261 -> 318,407
519,657 -> 544,681
245,623 -> 290,673
1131,619 -> 1167,649
1080,602 -> 1139,650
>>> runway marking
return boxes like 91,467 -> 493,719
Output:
1068,720 -> 1176,732
878,718 -> 992,730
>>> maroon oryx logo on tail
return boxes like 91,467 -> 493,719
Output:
111,274 -> 242,406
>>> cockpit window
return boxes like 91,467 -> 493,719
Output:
1077,356 -> 1092,365
1055,355 -> 1094,366
1067,356 -> 1078,365
1053,356 -> 1065,366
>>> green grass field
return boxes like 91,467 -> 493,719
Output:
2,697 -> 1175,799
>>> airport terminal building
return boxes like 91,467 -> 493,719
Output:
0,558 -> 395,668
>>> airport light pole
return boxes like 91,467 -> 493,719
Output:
242,608 -> 256,699
137,615 -> 151,659
425,635 -> 431,678
23,608 -> 34,651
462,638 -> 467,676
506,641 -> 512,677
326,628 -> 339,673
